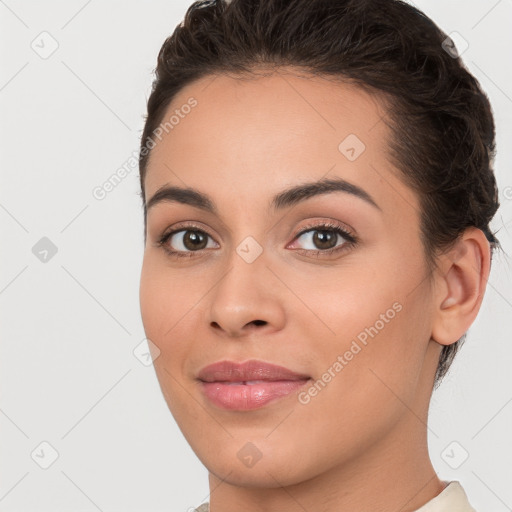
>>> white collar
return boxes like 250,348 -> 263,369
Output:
413,481 -> 477,512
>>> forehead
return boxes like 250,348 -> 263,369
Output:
144,69 -> 418,220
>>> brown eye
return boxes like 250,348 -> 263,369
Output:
164,229 -> 216,253
182,230 -> 208,250
295,227 -> 348,251
311,229 -> 338,250
287,221 -> 358,259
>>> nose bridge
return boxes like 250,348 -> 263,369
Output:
219,206 -> 269,279
215,233 -> 268,305
207,232 -> 284,335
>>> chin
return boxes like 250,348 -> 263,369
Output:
190,433 -> 319,488
205,455 -> 310,489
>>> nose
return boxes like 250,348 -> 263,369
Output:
207,247 -> 286,338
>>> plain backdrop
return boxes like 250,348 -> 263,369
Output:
1,1 -> 511,511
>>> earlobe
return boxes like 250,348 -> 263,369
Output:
431,228 -> 491,346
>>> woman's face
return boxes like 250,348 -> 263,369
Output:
139,70 -> 442,487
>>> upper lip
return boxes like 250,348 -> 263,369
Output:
197,359 -> 311,383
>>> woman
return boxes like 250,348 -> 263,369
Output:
138,0 -> 501,510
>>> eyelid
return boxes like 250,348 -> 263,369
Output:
159,221 -> 218,242
292,218 -> 356,241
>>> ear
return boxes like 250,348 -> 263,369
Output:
431,227 -> 491,346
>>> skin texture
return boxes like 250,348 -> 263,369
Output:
139,69 -> 490,512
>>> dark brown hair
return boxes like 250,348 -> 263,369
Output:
138,0 -> 500,387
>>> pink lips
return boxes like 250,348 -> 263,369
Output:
197,359 -> 311,410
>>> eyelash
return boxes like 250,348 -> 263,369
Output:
156,221 -> 358,259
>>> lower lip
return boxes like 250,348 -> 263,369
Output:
200,379 -> 311,410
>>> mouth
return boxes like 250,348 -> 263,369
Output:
196,359 -> 311,411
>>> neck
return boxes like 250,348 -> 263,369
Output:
207,414 -> 445,512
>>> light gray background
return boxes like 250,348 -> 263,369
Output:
1,1 -> 511,511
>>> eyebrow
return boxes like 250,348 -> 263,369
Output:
146,177 -> 381,214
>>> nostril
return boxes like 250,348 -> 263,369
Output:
251,320 -> 267,326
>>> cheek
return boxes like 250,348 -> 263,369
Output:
292,291 -> 431,460
139,258 -> 189,378
139,258 -> 198,415
280,260 -> 403,345
139,256 -> 212,385
287,245 -> 432,388
139,256 -> 196,343
139,262 -> 167,344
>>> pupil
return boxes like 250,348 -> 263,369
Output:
313,230 -> 336,249
184,230 -> 207,250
